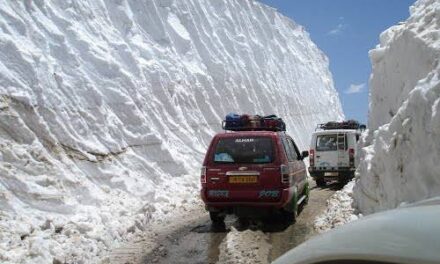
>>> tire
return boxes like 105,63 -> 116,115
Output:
238,217 -> 250,227
348,171 -> 355,180
281,210 -> 295,223
339,177 -> 349,186
316,177 -> 326,187
339,172 -> 353,185
209,212 -> 225,224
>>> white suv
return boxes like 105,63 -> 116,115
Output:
308,121 -> 363,186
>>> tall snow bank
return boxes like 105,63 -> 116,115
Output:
354,0 -> 440,214
0,0 -> 343,262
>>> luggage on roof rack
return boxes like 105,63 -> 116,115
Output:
222,113 -> 286,132
317,120 -> 366,131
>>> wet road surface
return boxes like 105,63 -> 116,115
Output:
141,182 -> 339,264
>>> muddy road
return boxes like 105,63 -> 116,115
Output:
141,182 -> 338,264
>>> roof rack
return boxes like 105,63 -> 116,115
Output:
222,121 -> 285,132
316,120 -> 366,131
222,114 -> 286,132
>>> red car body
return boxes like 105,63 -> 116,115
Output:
200,131 -> 309,222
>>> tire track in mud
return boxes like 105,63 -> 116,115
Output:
267,183 -> 339,261
130,182 -> 339,264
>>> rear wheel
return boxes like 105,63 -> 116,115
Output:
339,172 -> 353,185
316,177 -> 326,187
338,177 -> 349,186
209,212 -> 225,224
238,217 -> 250,227
348,171 -> 355,181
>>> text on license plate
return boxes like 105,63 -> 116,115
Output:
324,172 -> 339,176
229,176 -> 258,183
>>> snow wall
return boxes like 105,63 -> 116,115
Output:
0,0 -> 343,262
354,0 -> 440,214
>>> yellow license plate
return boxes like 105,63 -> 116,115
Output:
229,176 -> 258,183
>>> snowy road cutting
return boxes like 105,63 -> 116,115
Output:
0,1 -> 343,262
110,181 -> 337,264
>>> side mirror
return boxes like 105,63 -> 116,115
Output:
301,151 -> 309,159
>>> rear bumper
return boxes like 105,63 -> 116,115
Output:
308,167 -> 355,178
200,186 -> 294,211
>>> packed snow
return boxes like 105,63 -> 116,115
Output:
0,0 -> 343,263
217,227 -> 271,264
314,181 -> 359,232
354,0 -> 440,213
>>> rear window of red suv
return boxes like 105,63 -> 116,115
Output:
213,137 -> 274,164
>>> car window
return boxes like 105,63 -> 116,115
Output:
213,137 -> 274,164
281,136 -> 294,161
316,134 -> 337,151
287,138 -> 299,160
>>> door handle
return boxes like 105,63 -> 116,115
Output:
316,156 -> 321,158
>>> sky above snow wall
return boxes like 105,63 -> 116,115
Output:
0,0 -> 343,262
354,0 -> 440,214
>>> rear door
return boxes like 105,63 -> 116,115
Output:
315,133 -> 339,168
205,135 -> 281,202
337,133 -> 349,167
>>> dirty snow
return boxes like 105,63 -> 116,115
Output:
217,227 -> 271,264
0,0 -> 343,263
314,181 -> 359,232
353,0 -> 440,214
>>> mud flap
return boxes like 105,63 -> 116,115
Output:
297,182 -> 309,214
282,187 -> 298,222
285,186 -> 297,210
300,182 -> 309,205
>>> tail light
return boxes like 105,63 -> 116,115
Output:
309,149 -> 315,167
349,148 -> 355,167
201,166 -> 207,184
280,164 -> 290,184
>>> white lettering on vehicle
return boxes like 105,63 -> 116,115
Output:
235,138 -> 255,143
208,190 -> 229,197
259,190 -> 280,198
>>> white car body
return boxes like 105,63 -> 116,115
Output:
273,198 -> 440,264
309,129 -> 360,185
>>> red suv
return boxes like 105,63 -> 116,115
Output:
200,130 -> 309,224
